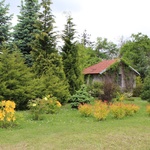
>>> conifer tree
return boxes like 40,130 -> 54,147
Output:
31,0 -> 70,103
0,46 -> 41,110
0,0 -> 12,45
61,15 -> 83,95
13,0 -> 39,66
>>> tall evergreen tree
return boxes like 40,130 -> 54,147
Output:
61,15 -> 83,95
13,0 -> 39,66
31,0 -> 70,103
0,0 -> 12,45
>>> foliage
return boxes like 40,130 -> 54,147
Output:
146,104 -> 150,116
95,37 -> 119,59
140,74 -> 150,102
87,81 -> 104,98
133,76 -> 143,97
0,48 -> 41,110
101,80 -> 119,102
70,84 -> 94,108
28,95 -> 61,120
115,92 -> 125,102
30,0 -> 70,103
110,102 -> 139,119
92,101 -> 110,120
13,0 -> 39,66
0,100 -> 16,128
0,0 -> 12,45
78,104 -> 92,117
77,43 -> 101,70
120,33 -> 150,78
61,15 -> 83,95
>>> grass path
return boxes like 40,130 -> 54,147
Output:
0,98 -> 150,150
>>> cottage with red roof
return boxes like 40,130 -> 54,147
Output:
83,59 -> 140,91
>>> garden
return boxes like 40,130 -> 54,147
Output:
0,95 -> 150,150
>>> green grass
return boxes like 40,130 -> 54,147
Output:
0,98 -> 150,150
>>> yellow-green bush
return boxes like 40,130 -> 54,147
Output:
146,105 -> 150,116
0,100 -> 16,128
92,101 -> 110,120
78,104 -> 92,117
28,95 -> 61,120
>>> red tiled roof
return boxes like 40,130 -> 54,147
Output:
83,59 -> 118,75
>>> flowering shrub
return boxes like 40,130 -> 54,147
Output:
78,100 -> 110,120
28,95 -> 61,120
110,103 -> 126,119
146,105 -> 150,116
0,100 -> 16,128
78,104 -> 92,117
92,101 -> 110,121
110,102 -> 139,119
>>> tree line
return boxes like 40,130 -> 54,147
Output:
0,0 -> 150,109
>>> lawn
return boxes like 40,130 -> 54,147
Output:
0,98 -> 150,150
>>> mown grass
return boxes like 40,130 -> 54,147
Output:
0,98 -> 150,150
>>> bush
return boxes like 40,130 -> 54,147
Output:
78,104 -> 92,117
101,80 -> 119,102
0,49 -> 41,110
0,100 -> 16,128
133,76 -> 143,97
146,105 -> 150,116
141,75 -> 150,102
110,102 -> 139,119
87,82 -> 104,98
28,95 -> 61,120
92,101 -> 110,121
70,84 -> 94,109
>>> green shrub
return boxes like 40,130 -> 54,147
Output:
87,81 -> 104,98
133,76 -> 143,97
141,74 -> 150,101
70,84 -> 94,109
28,95 -> 61,120
0,48 -> 41,110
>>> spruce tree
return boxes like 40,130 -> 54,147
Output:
31,0 -> 70,103
61,15 -> 83,95
0,46 -> 41,110
13,0 -> 39,66
0,0 -> 12,45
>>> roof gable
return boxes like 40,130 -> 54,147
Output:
83,59 -> 117,75
83,59 -> 140,75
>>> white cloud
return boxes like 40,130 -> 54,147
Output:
5,0 -> 150,43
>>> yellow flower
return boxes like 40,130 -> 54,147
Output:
33,103 -> 36,107
6,117 -> 11,122
56,101 -> 61,107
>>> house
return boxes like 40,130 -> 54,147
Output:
83,59 -> 140,92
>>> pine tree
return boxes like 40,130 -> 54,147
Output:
13,0 -> 39,66
0,0 -> 12,45
61,15 -> 83,95
31,0 -> 70,103
0,46 -> 41,110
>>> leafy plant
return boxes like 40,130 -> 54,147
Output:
141,74 -> 150,102
70,84 -> 94,108
78,104 -> 92,117
87,81 -> 104,98
133,76 -> 143,97
92,101 -> 110,121
146,105 -> 150,116
28,95 -> 61,120
0,100 -> 16,128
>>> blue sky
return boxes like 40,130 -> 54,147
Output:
5,0 -> 150,44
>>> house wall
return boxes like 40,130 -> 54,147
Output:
85,64 -> 138,92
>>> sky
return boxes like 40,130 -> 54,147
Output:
5,0 -> 150,44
